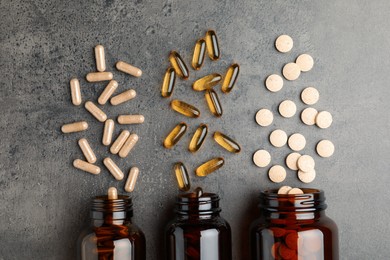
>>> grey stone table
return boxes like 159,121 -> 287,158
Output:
1,0 -> 389,259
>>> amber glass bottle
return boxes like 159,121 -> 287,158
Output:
77,195 -> 146,260
165,190 -> 232,260
250,188 -> 339,260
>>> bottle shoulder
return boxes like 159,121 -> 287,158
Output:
166,215 -> 230,232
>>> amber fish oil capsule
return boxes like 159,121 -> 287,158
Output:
98,80 -> 118,105
85,101 -> 107,122
169,51 -> 189,80
70,78 -> 82,106
161,67 -> 176,98
213,131 -> 241,153
116,61 -> 142,77
78,138 -> 97,163
110,89 -> 136,106
61,121 -> 88,133
110,130 -> 130,154
102,119 -> 115,146
192,38 -> 206,70
86,72 -> 113,82
222,63 -> 240,93
125,167 -> 139,192
163,122 -> 187,149
73,159 -> 100,175
205,30 -> 220,61
195,157 -> 224,177
117,114 -> 145,124
193,73 -> 222,91
103,157 -> 124,180
170,99 -> 200,118
94,45 -> 106,72
188,124 -> 208,153
174,162 -> 190,191
205,89 -> 223,117
119,133 -> 139,158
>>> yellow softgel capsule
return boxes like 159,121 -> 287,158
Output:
205,89 -> 223,117
192,73 -> 222,91
205,30 -> 220,61
163,122 -> 187,149
161,67 -> 176,98
169,51 -> 189,80
192,38 -> 206,70
213,131 -> 241,153
170,99 -> 200,118
188,124 -> 208,153
174,162 -> 191,191
222,63 -> 240,93
124,167 -> 139,193
195,157 -> 224,177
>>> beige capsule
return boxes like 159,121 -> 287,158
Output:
110,130 -> 130,154
85,101 -> 107,122
61,121 -> 88,133
117,114 -> 145,124
98,80 -> 118,105
70,78 -> 82,106
78,138 -> 97,163
124,167 -> 139,192
73,159 -> 100,175
95,45 -> 106,72
110,89 -> 137,106
103,157 -> 124,180
102,119 -> 115,146
86,72 -> 113,82
116,61 -> 142,77
119,133 -> 139,158
107,187 -> 118,200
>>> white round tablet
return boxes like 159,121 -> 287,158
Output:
269,129 -> 288,148
268,165 -> 287,183
316,111 -> 333,129
301,87 -> 319,105
278,186 -> 292,194
282,63 -> 301,81
279,100 -> 297,118
298,169 -> 316,183
296,54 -> 314,72
297,155 -> 315,172
275,35 -> 293,53
288,188 -> 304,195
256,109 -> 273,127
301,107 -> 318,126
265,74 -> 284,92
286,152 -> 301,171
316,140 -> 335,158
288,133 -> 306,151
253,149 -> 271,168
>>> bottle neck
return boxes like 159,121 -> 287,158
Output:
90,195 -> 133,225
175,192 -> 221,220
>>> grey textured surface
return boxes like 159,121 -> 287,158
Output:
1,0 -> 390,259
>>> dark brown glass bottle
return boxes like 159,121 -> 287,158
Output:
77,194 -> 146,260
250,188 -> 339,260
165,190 -> 232,260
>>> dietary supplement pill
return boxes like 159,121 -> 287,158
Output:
192,38 -> 206,70
279,100 -> 297,118
117,114 -> 145,124
195,157 -> 224,177
70,78 -> 82,106
213,131 -> 241,153
188,124 -> 208,153
298,169 -> 316,183
161,67 -> 176,98
103,157 -> 124,180
282,63 -> 301,81
288,133 -> 306,151
316,140 -> 335,158
205,30 -> 220,61
61,121 -> 88,133
116,61 -> 142,77
222,63 -> 240,93
110,89 -> 136,106
253,149 -> 271,168
316,111 -> 333,129
119,133 -> 139,158
102,119 -> 115,146
163,122 -> 187,149
288,187 -> 304,194
85,101 -> 107,122
110,130 -> 130,154
268,165 -> 287,183
285,152 -> 301,171
78,138 -> 97,163
296,54 -> 314,72
269,129 -> 288,148
73,159 -> 100,175
86,72 -> 113,82
278,186 -> 293,194
194,187 -> 203,197
297,155 -> 315,172
275,35 -> 293,53
205,89 -> 223,117
174,162 -> 190,191
94,45 -> 106,72
192,73 -> 222,91
169,51 -> 189,80
265,74 -> 283,92
170,99 -> 200,118
124,167 -> 139,192
255,108 -> 273,127
301,107 -> 318,126
107,187 -> 118,199
98,80 -> 118,105
301,87 -> 319,105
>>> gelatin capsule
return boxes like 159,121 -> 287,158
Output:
110,130 -> 130,154
194,187 -> 203,197
205,89 -> 223,117
119,133 -> 139,158
161,67 -> 176,98
110,89 -> 136,106
117,114 -> 145,124
95,45 -> 106,72
85,101 -> 107,122
192,38 -> 206,70
221,63 -> 239,93
188,124 -> 208,153
78,138 -> 97,163
195,157 -> 224,177
213,131 -> 241,153
70,78 -> 82,106
98,80 -> 118,105
205,30 -> 220,61
107,187 -> 118,200
102,119 -> 115,146
103,157 -> 124,180
116,61 -> 142,77
163,122 -> 187,149
61,121 -> 88,133
73,159 -> 100,175
174,162 -> 190,191
170,99 -> 200,118
86,72 -> 113,82
192,73 -> 222,91
124,167 -> 139,192
169,51 -> 189,80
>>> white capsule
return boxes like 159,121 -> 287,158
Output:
103,157 -> 124,181
119,134 -> 139,158
110,130 -> 130,154
61,121 -> 88,133
86,72 -> 113,82
110,89 -> 137,106
85,101 -> 107,122
78,138 -> 97,163
98,80 -> 118,105
124,167 -> 139,193
70,78 -> 82,105
107,187 -> 118,200
102,119 -> 115,146
117,115 -> 145,124
73,159 -> 100,175
95,45 -> 106,72
116,61 -> 142,77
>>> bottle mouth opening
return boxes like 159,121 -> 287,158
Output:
91,195 -> 133,219
175,192 -> 221,215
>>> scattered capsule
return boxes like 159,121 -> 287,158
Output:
117,114 -> 145,124
195,157 -> 224,177
205,30 -> 220,61
205,89 -> 223,117
95,45 -> 106,72
163,122 -> 187,149
192,38 -> 206,70
110,130 -> 130,154
73,159 -> 100,175
86,72 -> 113,82
169,51 -> 189,80
61,121 -> 88,133
103,157 -> 124,180
70,78 -> 82,106
222,63 -> 240,93
194,187 -> 203,197
161,67 -> 176,98
98,80 -> 118,105
116,61 -> 142,77
85,101 -> 107,122
107,187 -> 118,200
124,167 -> 139,192
119,133 -> 139,158
110,89 -> 136,105
213,131 -> 241,153
78,138 -> 97,163
170,99 -> 200,118
192,73 -> 222,91
188,124 -> 208,153
102,119 -> 115,146
174,162 -> 190,191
